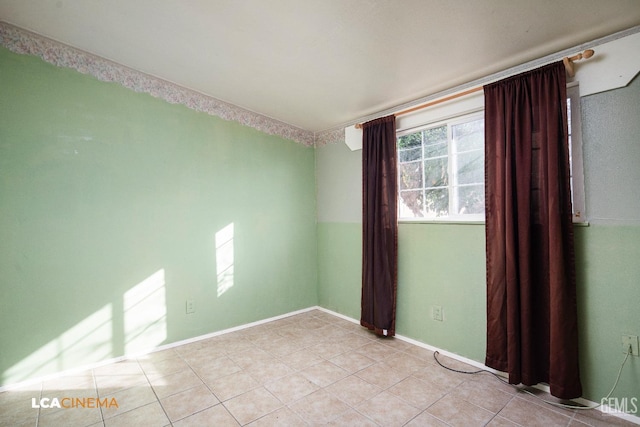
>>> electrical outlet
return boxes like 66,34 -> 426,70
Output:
432,305 -> 443,322
186,298 -> 195,314
622,335 -> 639,356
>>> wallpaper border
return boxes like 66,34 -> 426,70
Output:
314,128 -> 345,147
0,21 -> 320,146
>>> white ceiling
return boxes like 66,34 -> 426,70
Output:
1,0 -> 640,133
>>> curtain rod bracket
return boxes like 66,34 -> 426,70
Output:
563,49 -> 595,77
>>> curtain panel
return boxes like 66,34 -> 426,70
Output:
484,62 -> 582,399
361,115 -> 398,337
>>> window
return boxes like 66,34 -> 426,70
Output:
396,84 -> 586,223
398,112 -> 484,221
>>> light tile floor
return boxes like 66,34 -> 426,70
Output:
0,309 -> 636,426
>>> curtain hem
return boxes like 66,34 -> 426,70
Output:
360,320 -> 395,337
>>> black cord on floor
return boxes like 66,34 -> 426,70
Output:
432,349 -> 632,411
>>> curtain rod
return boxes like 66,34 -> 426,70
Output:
354,49 -> 595,129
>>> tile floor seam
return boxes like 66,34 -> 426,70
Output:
393,393 -> 437,415
423,410 -> 455,427
267,387 -> 288,421
99,393 -> 158,423
102,400 -> 161,426
399,408 -> 437,427
220,393 -> 273,426
164,398 -> 219,424
292,393 -> 351,425
502,391 -> 576,427
219,401 -> 243,426
513,392 -> 577,421
167,401 -> 216,425
168,352 -> 225,401
36,380 -> 43,427
182,360 -> 221,401
481,410 -> 503,427
90,369 -> 106,427
460,386 -> 508,411
419,389 -> 455,426
354,400 -> 398,426
493,392 -> 521,426
131,361 -> 175,427
152,390 -> 174,425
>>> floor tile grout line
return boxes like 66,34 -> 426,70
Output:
35,380 -> 42,427
511,392 -> 579,420
90,369 -> 105,427
484,392 -> 519,427
403,381 -> 452,427
91,357 -> 171,425
175,345 -> 252,426
164,399 -> 220,425
161,352 -> 251,424
400,407 -> 443,427
243,314 -> 369,424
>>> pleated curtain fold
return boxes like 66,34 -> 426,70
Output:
361,115 -> 398,337
483,61 -> 582,399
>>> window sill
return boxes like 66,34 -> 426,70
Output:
399,219 -> 485,225
399,220 -> 590,226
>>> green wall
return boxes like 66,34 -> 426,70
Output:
0,47 -> 318,387
316,76 -> 640,405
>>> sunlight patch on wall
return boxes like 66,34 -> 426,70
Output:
123,269 -> 167,354
216,223 -> 235,297
4,303 -> 112,385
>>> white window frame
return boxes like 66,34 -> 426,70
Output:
397,110 -> 485,223
395,84 -> 587,223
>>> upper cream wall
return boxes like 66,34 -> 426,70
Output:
316,141 -> 362,223
582,74 -> 640,224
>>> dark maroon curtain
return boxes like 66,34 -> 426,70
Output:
361,115 -> 398,337
484,62 -> 582,399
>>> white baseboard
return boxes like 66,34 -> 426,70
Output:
315,306 -> 640,425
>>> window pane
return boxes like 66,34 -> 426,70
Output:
424,188 -> 449,217
456,185 -> 485,214
398,132 -> 421,149
399,161 -> 422,190
424,141 -> 447,158
424,157 -> 448,188
396,112 -> 486,221
453,119 -> 484,151
455,150 -> 484,185
399,146 -> 422,162
423,125 -> 447,145
399,190 -> 423,218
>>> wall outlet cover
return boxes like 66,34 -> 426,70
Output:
186,299 -> 195,314
622,335 -> 639,356
432,305 -> 443,322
